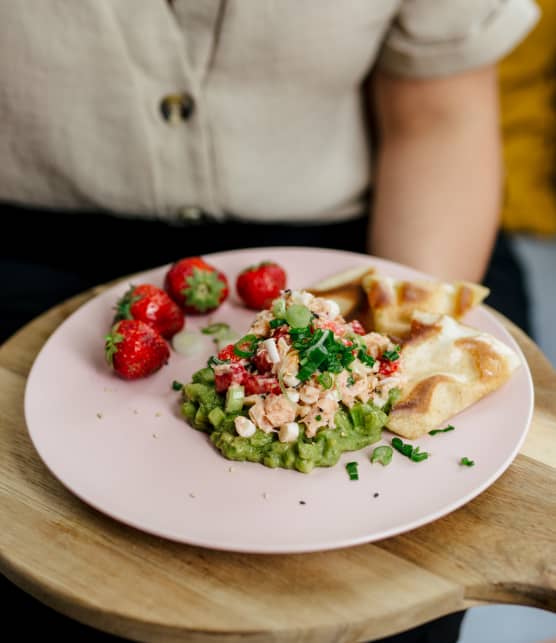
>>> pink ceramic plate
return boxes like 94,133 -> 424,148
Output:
24,247 -> 534,553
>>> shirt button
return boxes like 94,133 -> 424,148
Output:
177,206 -> 204,223
160,93 -> 195,124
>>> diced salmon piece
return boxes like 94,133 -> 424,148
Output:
362,332 -> 391,358
264,394 -> 297,427
318,395 -> 338,415
249,310 -> 274,337
299,384 -> 320,404
248,398 -> 274,433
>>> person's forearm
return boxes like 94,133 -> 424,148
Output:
369,69 -> 502,283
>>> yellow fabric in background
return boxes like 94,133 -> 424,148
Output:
499,0 -> 556,236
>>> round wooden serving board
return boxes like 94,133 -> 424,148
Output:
0,286 -> 555,642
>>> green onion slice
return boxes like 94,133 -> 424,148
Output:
172,330 -> 205,356
233,334 -> 260,358
272,298 -> 287,318
382,387 -> 401,414
370,445 -> 393,466
201,322 -> 230,335
317,371 -> 333,389
285,304 -> 312,329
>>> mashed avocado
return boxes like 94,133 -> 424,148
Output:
180,366 -> 391,473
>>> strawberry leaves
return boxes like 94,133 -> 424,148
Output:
165,257 -> 229,314
104,327 -> 124,367
183,267 -> 227,313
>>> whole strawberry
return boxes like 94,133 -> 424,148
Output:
165,257 -> 229,314
236,261 -> 287,310
114,283 -> 185,339
105,320 -> 170,380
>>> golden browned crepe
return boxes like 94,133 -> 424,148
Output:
307,265 -> 375,327
361,274 -> 490,337
386,311 -> 521,439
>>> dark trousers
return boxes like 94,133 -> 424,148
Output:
1,204 -> 531,342
1,203 -> 532,641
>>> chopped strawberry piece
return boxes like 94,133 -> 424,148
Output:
244,374 -> 281,396
252,346 -> 273,374
350,320 -> 366,335
379,359 -> 400,376
217,344 -> 241,362
214,362 -> 248,393
271,326 -> 290,342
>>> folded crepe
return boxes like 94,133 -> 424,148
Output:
361,274 -> 490,337
386,311 -> 521,439
307,265 -> 375,327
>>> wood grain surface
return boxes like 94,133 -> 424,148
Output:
0,290 -> 554,643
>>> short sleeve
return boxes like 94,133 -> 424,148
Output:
378,0 -> 540,78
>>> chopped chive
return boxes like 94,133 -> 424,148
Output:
357,349 -> 376,368
269,318 -> 287,328
382,346 -> 401,362
429,425 -> 455,435
346,461 -> 359,480
208,355 -> 228,367
315,414 -> 322,421
392,437 -> 429,463
171,380 -> 184,391
411,451 -> 429,462
460,457 -> 475,467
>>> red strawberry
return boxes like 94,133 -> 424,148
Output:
236,261 -> 287,310
165,257 -> 229,314
105,320 -> 170,380
114,283 -> 185,339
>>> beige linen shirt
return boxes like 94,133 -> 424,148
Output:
0,1 -> 539,224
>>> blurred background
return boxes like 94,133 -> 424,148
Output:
461,1 -> 556,639
496,0 -> 555,367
